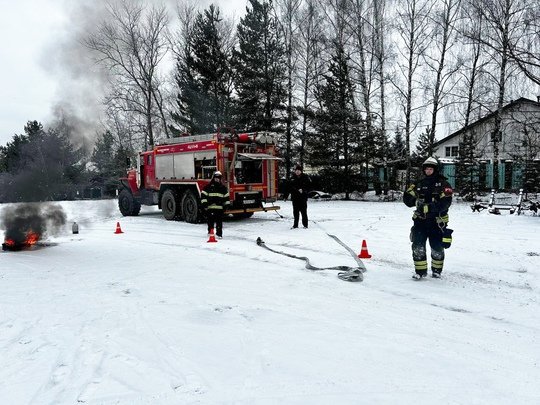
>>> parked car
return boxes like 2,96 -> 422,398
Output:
308,190 -> 332,200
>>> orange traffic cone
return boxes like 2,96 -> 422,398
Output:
207,228 -> 217,243
358,239 -> 372,259
114,222 -> 124,234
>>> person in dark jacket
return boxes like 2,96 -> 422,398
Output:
201,171 -> 230,238
403,157 -> 453,279
285,165 -> 311,229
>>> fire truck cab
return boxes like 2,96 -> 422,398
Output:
118,131 -> 281,223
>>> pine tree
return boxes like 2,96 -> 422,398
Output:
312,42 -> 362,198
91,131 -> 123,196
413,126 -> 435,166
533,160 -> 540,193
233,0 -> 286,131
455,130 -> 479,198
389,128 -> 406,163
52,129 -> 85,191
387,128 -> 407,190
0,121 -> 44,173
170,54 -> 201,134
92,131 -> 115,175
171,5 -> 233,134
1,120 -> 87,202
520,138 -> 540,194
523,158 -> 538,193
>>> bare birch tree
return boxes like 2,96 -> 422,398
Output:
372,0 -> 388,136
347,0 -> 377,180
276,0 -> 302,178
506,2 -> 540,86
314,0 -> 361,198
371,0 -> 392,190
347,0 -> 374,119
455,3 -> 489,128
86,0 -> 170,148
465,0 -> 528,189
295,0 -> 325,167
392,0 -> 434,184
424,0 -> 462,154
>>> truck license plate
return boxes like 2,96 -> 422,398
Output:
244,199 -> 255,204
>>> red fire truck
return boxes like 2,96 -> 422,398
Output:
118,131 -> 281,222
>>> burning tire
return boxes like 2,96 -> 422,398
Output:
181,189 -> 200,223
118,189 -> 141,216
161,189 -> 181,221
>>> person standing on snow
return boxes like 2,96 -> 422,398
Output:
403,157 -> 453,279
284,165 -> 311,229
201,171 -> 230,238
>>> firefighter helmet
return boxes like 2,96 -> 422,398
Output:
213,170 -> 222,177
422,157 -> 438,169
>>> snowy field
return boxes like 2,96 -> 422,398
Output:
0,198 -> 539,405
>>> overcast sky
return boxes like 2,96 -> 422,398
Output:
0,0 -> 248,148
0,0 -> 65,146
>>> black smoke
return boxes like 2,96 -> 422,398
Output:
42,0 -> 178,152
1,203 -> 67,244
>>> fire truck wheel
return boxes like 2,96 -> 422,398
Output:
118,189 -> 141,216
161,189 -> 180,220
181,190 -> 200,223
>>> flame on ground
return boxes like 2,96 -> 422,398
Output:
25,232 -> 40,246
3,231 -> 41,250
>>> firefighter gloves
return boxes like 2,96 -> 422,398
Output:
416,199 -> 427,214
416,199 -> 438,215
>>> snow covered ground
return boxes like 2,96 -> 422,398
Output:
1,198 -> 539,404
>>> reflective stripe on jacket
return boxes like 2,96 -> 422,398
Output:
201,182 -> 230,211
403,174 -> 453,222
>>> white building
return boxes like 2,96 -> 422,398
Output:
432,97 -> 540,190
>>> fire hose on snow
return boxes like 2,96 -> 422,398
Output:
256,234 -> 366,282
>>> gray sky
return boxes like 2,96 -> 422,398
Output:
0,0 -> 66,146
0,0 -> 248,147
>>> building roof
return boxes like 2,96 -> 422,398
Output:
433,97 -> 540,147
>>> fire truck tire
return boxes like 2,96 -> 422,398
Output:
181,189 -> 200,223
118,189 -> 141,216
162,189 -> 181,220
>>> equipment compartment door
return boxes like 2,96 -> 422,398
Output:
266,159 -> 277,198
173,153 -> 196,179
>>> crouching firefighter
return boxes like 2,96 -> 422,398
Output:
403,157 -> 453,279
201,171 -> 230,238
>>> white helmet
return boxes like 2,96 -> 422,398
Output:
422,157 -> 438,169
213,170 -> 222,177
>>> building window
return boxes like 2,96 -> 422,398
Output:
445,146 -> 459,157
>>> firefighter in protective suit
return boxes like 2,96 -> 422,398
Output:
403,157 -> 453,279
201,171 -> 230,238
